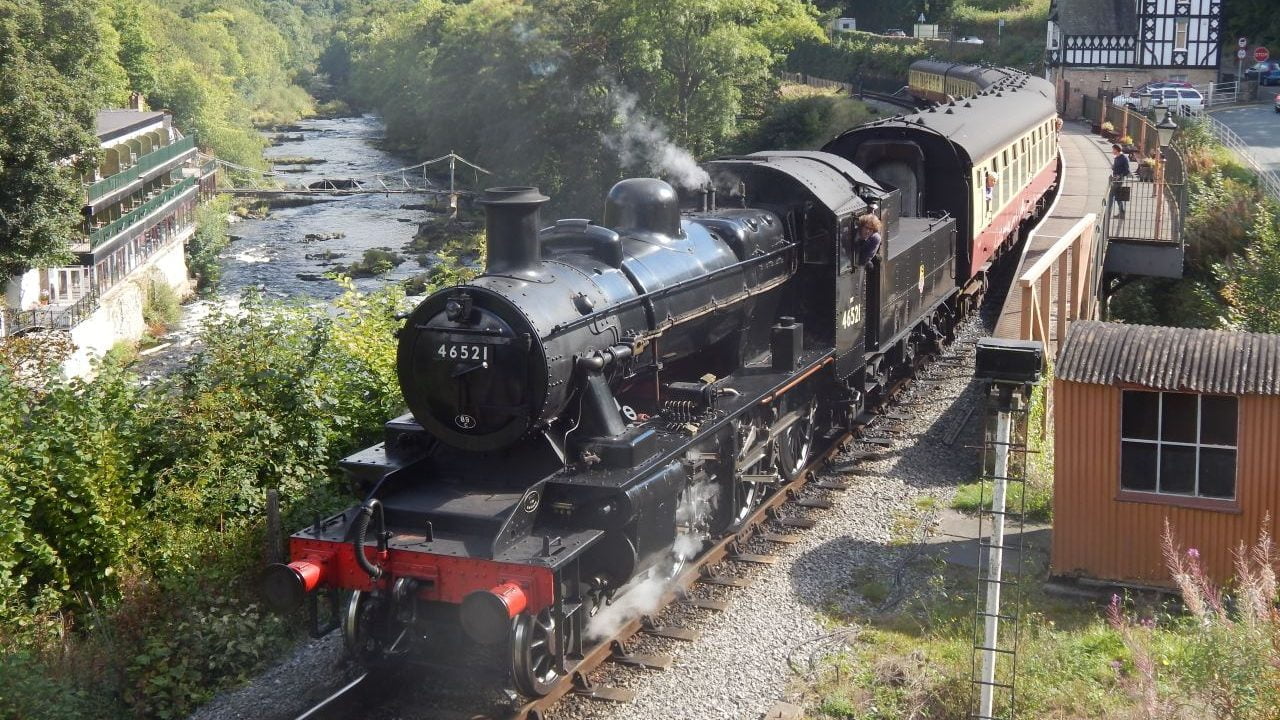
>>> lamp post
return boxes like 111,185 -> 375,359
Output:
1100,72 -> 1112,99
1153,112 -> 1177,242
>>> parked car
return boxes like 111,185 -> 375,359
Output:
1112,87 -> 1203,113
1274,93 -> 1280,113
883,28 -> 907,37
1263,66 -> 1280,86
956,35 -> 985,44
1245,61 -> 1280,80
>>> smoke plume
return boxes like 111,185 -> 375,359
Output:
602,89 -> 711,191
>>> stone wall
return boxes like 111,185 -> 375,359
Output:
1053,67 -> 1219,118
62,228 -> 193,378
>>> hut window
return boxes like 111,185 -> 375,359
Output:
1120,391 -> 1237,500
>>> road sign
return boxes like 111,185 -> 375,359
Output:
1256,46 -> 1270,62
1238,36 -> 1248,49
1238,48 -> 1248,60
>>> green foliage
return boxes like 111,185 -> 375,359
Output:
123,596 -> 289,719
339,0 -> 823,213
1218,202 -> 1280,333
341,248 -> 406,277
187,196 -> 233,291
951,477 -> 1053,522
0,0 -> 107,277
142,279 -> 182,332
0,652 -> 105,720
738,92 -> 875,151
0,284 -> 406,716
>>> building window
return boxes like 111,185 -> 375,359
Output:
1121,390 -> 1238,500
1174,18 -> 1189,50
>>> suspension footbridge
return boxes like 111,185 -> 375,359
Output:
207,151 -> 489,198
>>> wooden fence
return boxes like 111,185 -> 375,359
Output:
1016,213 -> 1101,365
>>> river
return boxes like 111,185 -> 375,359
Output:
221,114 -> 433,300
141,115 -> 436,377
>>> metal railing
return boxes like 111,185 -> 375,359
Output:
88,176 -> 197,248
1,289 -> 100,338
1104,143 -> 1186,246
1196,112 -> 1280,202
86,136 -> 197,203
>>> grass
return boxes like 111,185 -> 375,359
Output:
809,561 -> 1140,720
951,477 -> 1053,523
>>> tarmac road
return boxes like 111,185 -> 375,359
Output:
1212,101 -> 1280,178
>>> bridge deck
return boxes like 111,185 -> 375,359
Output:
993,123 -> 1113,349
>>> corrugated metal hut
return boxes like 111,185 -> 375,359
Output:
1052,321 -> 1280,585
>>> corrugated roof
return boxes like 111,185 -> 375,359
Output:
1054,0 -> 1138,37
1057,321 -> 1280,395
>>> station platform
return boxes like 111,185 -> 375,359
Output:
992,123 -> 1113,350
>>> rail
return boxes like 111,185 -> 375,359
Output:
86,136 -> 197,203
1,289 -> 101,338
1015,213 -> 1100,364
88,176 -> 197,248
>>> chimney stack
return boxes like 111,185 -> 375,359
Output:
479,187 -> 550,279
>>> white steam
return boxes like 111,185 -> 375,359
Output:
602,89 -> 711,191
585,480 -> 719,642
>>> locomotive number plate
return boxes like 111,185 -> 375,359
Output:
435,342 -> 491,362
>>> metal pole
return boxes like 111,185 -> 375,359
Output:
1153,148 -> 1166,241
979,406 -> 1012,719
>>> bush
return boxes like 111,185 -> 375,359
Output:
142,279 -> 182,333
0,283 -> 407,717
186,196 -> 232,291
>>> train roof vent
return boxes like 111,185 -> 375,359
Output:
964,101 -> 972,108
945,107 -> 954,114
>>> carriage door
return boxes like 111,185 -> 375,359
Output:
834,213 -> 866,378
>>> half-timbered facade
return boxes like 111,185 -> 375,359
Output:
1047,0 -> 1221,117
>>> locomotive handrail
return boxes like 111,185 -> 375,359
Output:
546,241 -> 798,338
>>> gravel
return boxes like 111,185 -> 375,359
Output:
555,316 -> 989,720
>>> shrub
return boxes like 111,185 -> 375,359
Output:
186,196 -> 232,291
142,279 -> 182,333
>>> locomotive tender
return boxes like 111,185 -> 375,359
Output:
263,66 -> 1058,697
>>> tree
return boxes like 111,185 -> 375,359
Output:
0,0 -> 110,277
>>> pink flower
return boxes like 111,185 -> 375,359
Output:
1187,548 -> 1200,559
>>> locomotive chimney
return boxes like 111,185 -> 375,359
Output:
479,186 -> 550,278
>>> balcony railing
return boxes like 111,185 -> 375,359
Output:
88,176 -> 197,248
1,289 -> 100,338
86,136 -> 197,204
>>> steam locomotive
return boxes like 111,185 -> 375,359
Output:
262,67 -> 1058,697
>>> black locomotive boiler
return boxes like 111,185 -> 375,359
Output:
263,151 -> 961,696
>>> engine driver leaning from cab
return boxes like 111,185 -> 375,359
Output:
855,213 -> 883,268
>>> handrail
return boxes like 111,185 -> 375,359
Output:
88,176 -> 197,248
86,136 -> 197,203
1196,113 -> 1280,202
1,288 -> 101,338
1019,215 -> 1095,286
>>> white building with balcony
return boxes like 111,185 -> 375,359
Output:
2,104 -> 217,375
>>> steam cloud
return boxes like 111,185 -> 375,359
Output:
602,89 -> 711,191
585,480 -> 719,642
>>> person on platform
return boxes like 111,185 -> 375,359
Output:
1110,143 -> 1131,218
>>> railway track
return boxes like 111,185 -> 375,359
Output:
287,348 -> 957,720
